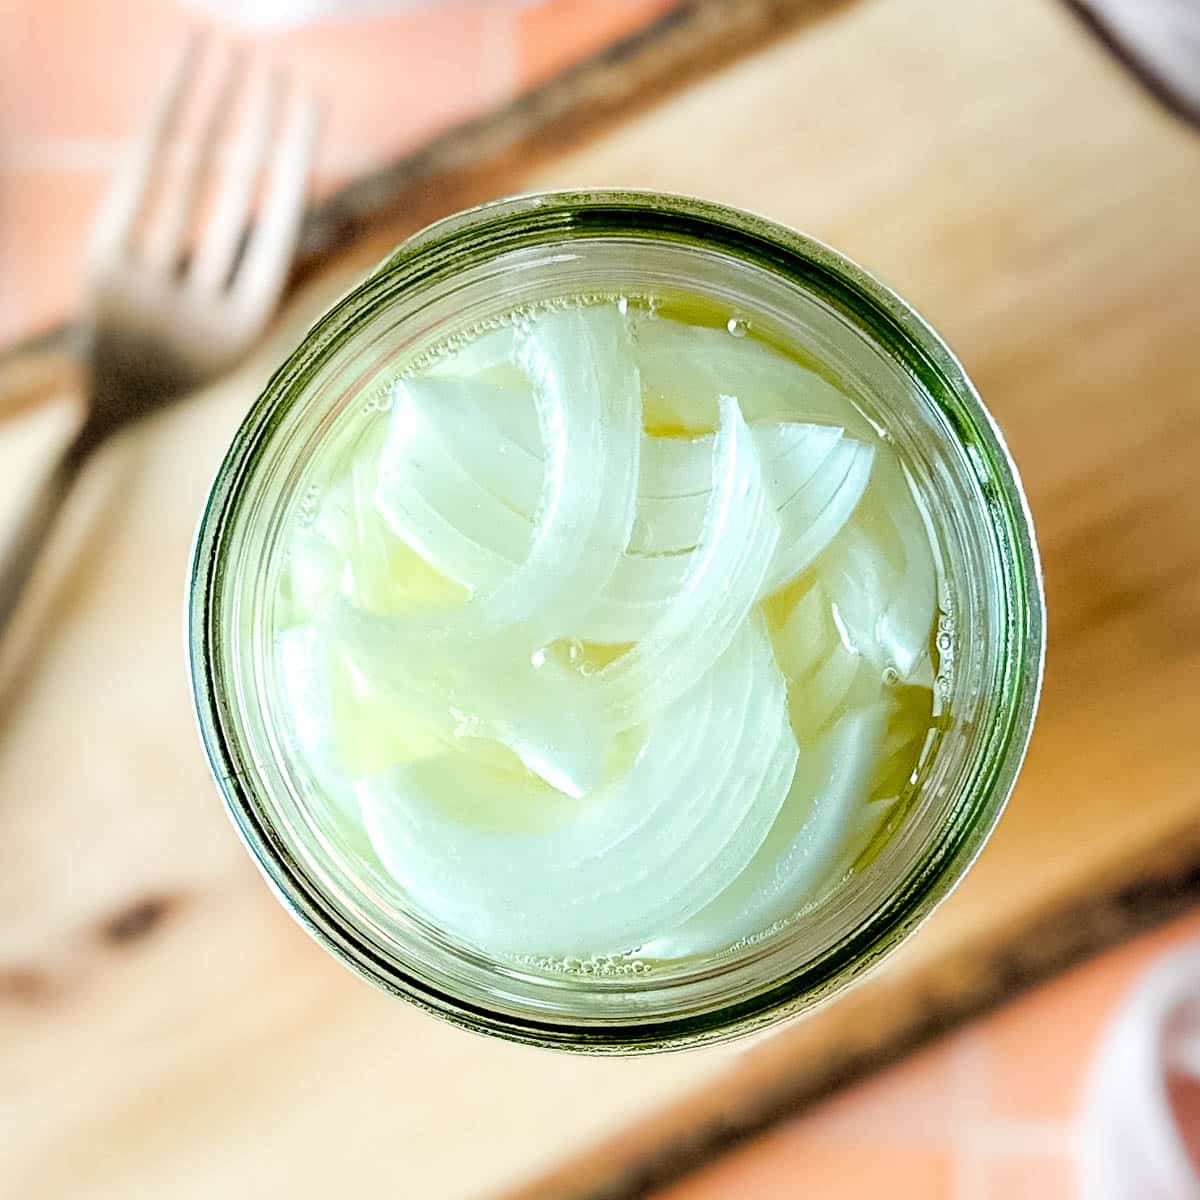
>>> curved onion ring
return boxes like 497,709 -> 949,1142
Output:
375,305 -> 641,640
379,371 -> 871,643
586,395 -> 778,726
772,581 -> 865,744
815,455 -> 937,680
632,316 -> 877,437
357,618 -> 798,955
637,700 -> 889,959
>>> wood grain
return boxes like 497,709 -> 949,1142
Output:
2,0 -> 1199,1197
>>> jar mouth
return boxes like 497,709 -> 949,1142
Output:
188,190 -> 1045,1052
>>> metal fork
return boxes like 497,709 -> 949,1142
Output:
0,35 -> 318,634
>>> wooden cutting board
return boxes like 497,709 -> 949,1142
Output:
2,0 -> 1199,1197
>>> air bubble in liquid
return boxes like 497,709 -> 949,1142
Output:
410,292 -> 654,373
522,951 -> 654,978
726,316 -> 748,338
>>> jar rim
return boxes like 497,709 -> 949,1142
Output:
188,190 -> 1045,1052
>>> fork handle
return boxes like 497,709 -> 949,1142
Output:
0,428 -> 92,638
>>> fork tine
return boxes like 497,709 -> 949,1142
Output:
189,68 -> 278,294
146,44 -> 245,274
87,33 -> 203,269
230,84 -> 320,322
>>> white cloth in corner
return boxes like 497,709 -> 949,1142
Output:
1081,942 -> 1200,1198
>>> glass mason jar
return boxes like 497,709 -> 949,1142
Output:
187,191 -> 1044,1053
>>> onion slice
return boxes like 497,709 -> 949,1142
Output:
587,395 -> 779,727
373,306 -> 642,640
357,618 -> 797,956
426,323 -> 517,382
511,305 -> 642,638
278,301 -> 934,962
582,426 -> 870,644
274,625 -> 457,810
330,609 -> 614,799
283,424 -> 466,624
630,423 -> 844,555
338,391 -> 776,779
378,347 -> 868,645
374,377 -> 533,590
762,437 -> 874,596
632,316 -> 875,436
415,379 -> 545,517
422,389 -> 856,565
639,700 -> 889,959
275,626 -> 356,814
773,581 -> 866,743
817,454 -> 937,680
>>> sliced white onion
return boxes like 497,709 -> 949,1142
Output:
283,424 -> 466,624
587,395 -> 779,727
511,305 -> 642,638
414,379 -> 544,517
773,581 -> 866,744
580,428 -> 870,644
375,376 -> 533,590
420,387 -> 854,563
275,626 -> 355,813
639,431 -> 717,497
632,316 -> 875,436
279,300 -> 938,962
763,437 -> 874,596
358,618 -> 797,955
425,314 -> 871,443
274,625 -> 454,811
817,453 -> 937,680
344,307 -> 643,791
579,552 -> 690,645
368,307 -> 643,648
639,700 -> 889,960
379,350 -> 869,644
630,423 -> 844,555
338,391 -> 772,776
331,610 -> 614,799
426,323 -> 518,382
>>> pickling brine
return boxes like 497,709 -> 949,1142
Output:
273,297 -> 944,963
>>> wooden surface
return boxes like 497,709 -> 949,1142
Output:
3,0 -> 1200,1197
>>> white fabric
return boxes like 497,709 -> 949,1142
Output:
1081,941 -> 1200,1198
